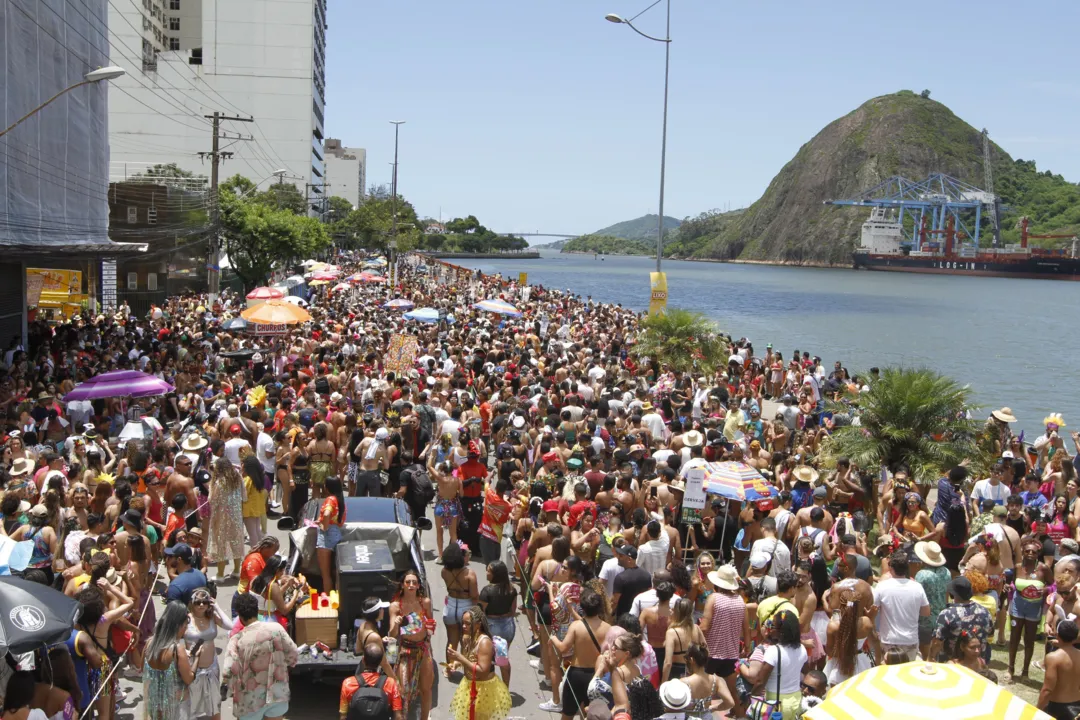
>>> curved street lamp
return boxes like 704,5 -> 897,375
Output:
0,66 -> 126,139
605,3 -> 671,274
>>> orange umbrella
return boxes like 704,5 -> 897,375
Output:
240,300 -> 311,325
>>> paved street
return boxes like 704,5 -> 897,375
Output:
116,504 -> 547,720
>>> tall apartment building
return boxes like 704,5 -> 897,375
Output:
324,140 -> 366,209
107,0 -> 328,208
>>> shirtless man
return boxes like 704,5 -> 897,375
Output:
1039,620 -> 1080,720
790,486 -> 835,541
164,455 -> 198,512
432,461 -> 462,559
548,588 -> 611,720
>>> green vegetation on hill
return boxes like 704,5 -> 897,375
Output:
591,214 -> 682,242
561,234 -> 651,255
672,91 -> 1080,264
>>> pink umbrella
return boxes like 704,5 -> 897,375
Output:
245,286 -> 285,300
357,272 -> 385,283
330,282 -> 351,293
307,271 -> 340,281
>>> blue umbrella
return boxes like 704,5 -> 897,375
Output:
222,317 -> 248,331
403,307 -> 440,323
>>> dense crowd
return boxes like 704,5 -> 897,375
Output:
0,253 -> 1078,720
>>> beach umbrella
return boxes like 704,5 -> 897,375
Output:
403,307 -> 440,323
0,537 -> 32,576
63,370 -> 174,401
306,270 -> 339,281
241,300 -> 311,325
284,275 -> 306,288
806,662 -> 1050,720
473,299 -> 522,317
301,259 -> 321,268
221,317 -> 248,331
245,286 -> 285,301
384,299 -> 415,309
330,282 -> 352,293
357,272 -> 386,283
282,296 -> 308,307
0,576 -> 82,657
220,348 -> 262,361
308,279 -> 329,286
702,461 -> 776,502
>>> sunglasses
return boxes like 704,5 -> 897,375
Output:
193,600 -> 209,606
800,682 -> 821,693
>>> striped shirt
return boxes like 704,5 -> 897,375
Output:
705,592 -> 745,660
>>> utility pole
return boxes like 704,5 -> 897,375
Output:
389,121 -> 405,288
201,112 -> 253,303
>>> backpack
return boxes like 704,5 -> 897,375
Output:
346,674 -> 391,720
944,492 -> 968,547
403,466 -> 436,508
314,376 -> 331,395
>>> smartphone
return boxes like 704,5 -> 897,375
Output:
651,487 -> 658,499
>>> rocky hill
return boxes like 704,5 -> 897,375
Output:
677,91 -> 1080,264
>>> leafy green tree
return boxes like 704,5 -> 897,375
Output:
218,175 -> 331,290
920,89 -> 932,99
130,163 -> 208,186
325,196 -> 354,225
631,308 -> 728,375
337,193 -> 420,251
823,367 -> 979,484
254,183 -> 307,215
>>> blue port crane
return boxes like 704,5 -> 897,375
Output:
825,173 -> 994,252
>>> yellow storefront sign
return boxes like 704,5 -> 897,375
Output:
27,268 -> 86,317
649,271 -> 668,316
518,272 -> 527,286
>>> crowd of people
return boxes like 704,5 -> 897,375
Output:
0,252 -> 1079,720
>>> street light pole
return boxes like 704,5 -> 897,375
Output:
606,3 -> 671,274
0,66 -> 126,139
389,121 -> 405,288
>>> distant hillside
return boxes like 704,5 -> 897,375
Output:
560,214 -> 681,255
531,238 -> 570,249
677,91 -> 1080,264
561,234 -> 651,255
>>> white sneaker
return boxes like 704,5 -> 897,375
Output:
529,659 -> 541,670
538,701 -> 561,713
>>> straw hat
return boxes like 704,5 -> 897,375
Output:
9,458 -> 33,478
914,540 -> 946,567
992,407 -> 1017,423
707,565 -> 740,591
682,430 -> 704,448
792,465 -> 820,484
181,435 -> 208,452
659,681 -> 692,711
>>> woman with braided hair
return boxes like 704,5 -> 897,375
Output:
822,579 -> 875,686
446,605 -> 512,720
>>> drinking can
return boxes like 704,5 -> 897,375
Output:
386,638 -> 399,665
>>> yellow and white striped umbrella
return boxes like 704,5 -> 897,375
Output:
806,662 -> 1051,720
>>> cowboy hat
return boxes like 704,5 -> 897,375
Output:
682,430 -> 704,448
992,407 -> 1017,423
181,435 -> 208,452
668,478 -> 686,493
914,541 -> 946,567
9,458 -> 33,477
792,465 -> 819,484
707,565 -> 740,591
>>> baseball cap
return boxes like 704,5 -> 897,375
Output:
542,451 -> 558,463
749,552 -> 771,569
165,543 -> 194,563
542,500 -> 560,513
991,505 -> 1008,517
813,486 -> 828,499
614,544 -> 638,560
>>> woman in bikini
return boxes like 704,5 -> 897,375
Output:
440,542 -> 479,676
74,582 -> 135,720
389,569 -> 435,720
663,597 -> 706,681
355,596 -> 396,676
288,425 -> 310,521
305,422 -> 336,501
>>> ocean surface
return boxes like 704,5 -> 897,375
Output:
454,249 -> 1079,438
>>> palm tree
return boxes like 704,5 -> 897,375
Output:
825,366 -> 979,484
631,308 -> 728,375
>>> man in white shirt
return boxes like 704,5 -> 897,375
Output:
970,461 -> 1010,515
636,520 -> 670,575
750,516 -> 791,577
629,568 -> 678,617
223,423 -> 251,468
640,402 -> 666,442
256,424 -> 276,502
872,551 -> 930,661
598,539 -> 626,595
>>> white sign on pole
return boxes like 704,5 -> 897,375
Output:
682,467 -> 707,510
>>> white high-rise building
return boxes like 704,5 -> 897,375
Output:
107,0 -> 328,205
324,140 -> 366,209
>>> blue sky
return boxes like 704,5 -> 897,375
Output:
324,0 -> 1080,237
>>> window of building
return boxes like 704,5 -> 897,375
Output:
147,273 -> 158,291
169,0 -> 179,8
127,272 -> 138,290
189,47 -> 202,65
148,206 -> 158,224
126,207 -> 138,224
169,37 -> 180,50
169,17 -> 179,30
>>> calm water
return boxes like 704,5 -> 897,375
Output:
456,250 -> 1080,438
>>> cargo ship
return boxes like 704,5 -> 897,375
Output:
852,209 -> 1080,280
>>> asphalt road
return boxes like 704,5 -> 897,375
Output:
116,504 -> 547,720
